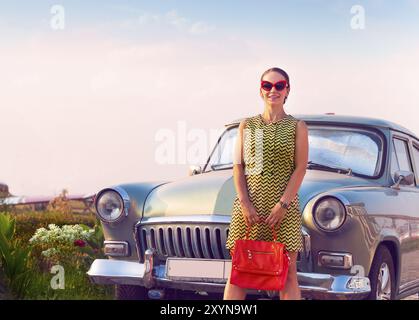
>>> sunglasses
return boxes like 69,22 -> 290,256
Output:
261,80 -> 288,92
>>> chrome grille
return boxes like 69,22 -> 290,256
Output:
137,223 -> 231,260
135,219 -> 312,271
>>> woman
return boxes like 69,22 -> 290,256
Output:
223,67 -> 309,300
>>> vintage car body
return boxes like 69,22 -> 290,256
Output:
87,114 -> 419,300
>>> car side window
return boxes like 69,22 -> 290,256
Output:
205,127 -> 237,171
391,137 -> 414,186
412,143 -> 419,186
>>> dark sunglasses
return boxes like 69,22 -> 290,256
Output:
260,80 -> 288,92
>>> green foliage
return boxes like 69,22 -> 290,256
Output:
0,214 -> 32,299
0,211 -> 113,300
79,224 -> 106,260
0,213 -> 15,241
11,210 -> 97,243
0,203 -> 12,213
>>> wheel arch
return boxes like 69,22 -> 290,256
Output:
373,237 -> 401,294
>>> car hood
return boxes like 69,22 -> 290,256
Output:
142,169 -> 377,218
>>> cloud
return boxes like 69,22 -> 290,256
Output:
189,21 -> 216,35
121,9 -> 216,35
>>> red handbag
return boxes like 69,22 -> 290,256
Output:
230,224 -> 290,291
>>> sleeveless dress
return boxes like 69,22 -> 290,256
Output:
225,113 -> 304,253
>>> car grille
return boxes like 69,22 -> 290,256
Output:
136,223 -> 231,260
135,222 -> 311,271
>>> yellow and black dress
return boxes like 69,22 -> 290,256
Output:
226,113 -> 304,253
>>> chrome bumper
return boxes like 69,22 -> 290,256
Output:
87,256 -> 371,300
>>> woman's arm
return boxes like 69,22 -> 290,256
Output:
265,120 -> 308,227
233,119 -> 260,225
233,119 -> 251,206
279,120 -> 309,205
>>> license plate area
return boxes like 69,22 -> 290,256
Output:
165,258 -> 231,282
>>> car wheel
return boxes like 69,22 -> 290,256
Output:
115,285 -> 148,300
367,246 -> 396,300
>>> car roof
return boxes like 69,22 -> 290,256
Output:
226,113 -> 418,140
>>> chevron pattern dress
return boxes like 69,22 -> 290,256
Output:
226,113 -> 304,253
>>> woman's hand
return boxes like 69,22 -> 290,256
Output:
241,200 -> 261,226
264,202 -> 287,228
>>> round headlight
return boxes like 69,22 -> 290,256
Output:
96,190 -> 125,223
313,197 -> 346,231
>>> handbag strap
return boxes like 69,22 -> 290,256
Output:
245,223 -> 278,241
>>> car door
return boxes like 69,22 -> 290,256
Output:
390,133 -> 419,291
402,139 -> 419,292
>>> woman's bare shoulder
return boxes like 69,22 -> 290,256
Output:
296,119 -> 308,130
238,115 -> 255,130
288,115 -> 307,128
296,119 -> 308,137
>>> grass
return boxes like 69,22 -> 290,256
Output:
0,268 -> 13,299
24,263 -> 114,300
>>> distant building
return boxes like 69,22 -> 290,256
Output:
0,182 -> 95,213
0,182 -> 10,198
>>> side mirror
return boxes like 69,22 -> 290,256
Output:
188,165 -> 202,176
391,170 -> 415,189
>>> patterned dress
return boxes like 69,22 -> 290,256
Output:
225,113 -> 304,253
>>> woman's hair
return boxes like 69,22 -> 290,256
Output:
260,67 -> 290,89
260,67 -> 290,103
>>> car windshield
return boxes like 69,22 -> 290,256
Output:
204,125 -> 384,177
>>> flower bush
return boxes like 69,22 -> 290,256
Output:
30,224 -> 94,245
29,224 -> 95,268
12,211 -> 97,244
73,239 -> 86,247
1,210 -> 113,300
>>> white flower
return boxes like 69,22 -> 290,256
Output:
29,224 -> 94,246
41,248 -> 59,258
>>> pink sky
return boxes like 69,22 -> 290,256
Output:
1,29 -> 419,196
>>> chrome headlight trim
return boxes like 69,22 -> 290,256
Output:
95,187 -> 130,224
313,196 -> 347,232
104,241 -> 130,257
317,251 -> 353,269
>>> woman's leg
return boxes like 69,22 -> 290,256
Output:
223,272 -> 247,300
223,249 -> 247,300
279,251 -> 301,300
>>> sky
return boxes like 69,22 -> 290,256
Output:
1,0 -> 419,196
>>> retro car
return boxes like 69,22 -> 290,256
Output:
87,113 -> 419,300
